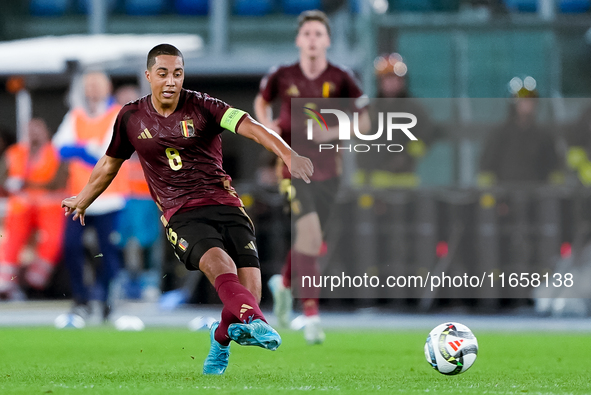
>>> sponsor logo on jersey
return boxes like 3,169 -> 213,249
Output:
138,128 -> 153,139
286,84 -> 300,97
180,119 -> 195,138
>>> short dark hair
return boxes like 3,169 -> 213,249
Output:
297,10 -> 331,36
147,44 -> 184,70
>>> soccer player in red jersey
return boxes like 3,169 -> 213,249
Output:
61,44 -> 313,375
254,10 -> 369,344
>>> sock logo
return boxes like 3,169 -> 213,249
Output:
244,241 -> 257,251
448,339 -> 464,352
239,304 -> 253,320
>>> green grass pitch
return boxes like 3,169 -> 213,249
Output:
0,327 -> 589,394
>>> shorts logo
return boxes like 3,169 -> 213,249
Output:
180,119 -> 195,138
244,241 -> 257,251
244,241 -> 257,252
178,238 -> 189,252
138,128 -> 153,139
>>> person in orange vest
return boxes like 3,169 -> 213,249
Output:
0,118 -> 68,299
53,71 -> 129,321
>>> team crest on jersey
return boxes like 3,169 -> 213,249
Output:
286,84 -> 300,97
180,119 -> 195,138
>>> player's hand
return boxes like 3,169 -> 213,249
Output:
61,196 -> 87,226
289,154 -> 314,184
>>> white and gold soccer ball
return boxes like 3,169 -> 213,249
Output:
424,322 -> 478,375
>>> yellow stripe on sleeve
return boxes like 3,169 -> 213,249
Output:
220,108 -> 248,133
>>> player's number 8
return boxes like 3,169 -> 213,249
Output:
166,148 -> 182,171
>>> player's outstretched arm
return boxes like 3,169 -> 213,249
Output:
236,115 -> 313,183
61,155 -> 125,225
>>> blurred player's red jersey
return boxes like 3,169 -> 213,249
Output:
259,62 -> 365,180
106,89 -> 247,221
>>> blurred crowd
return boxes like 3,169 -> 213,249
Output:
0,72 -> 161,321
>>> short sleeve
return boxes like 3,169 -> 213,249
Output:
106,106 -> 135,160
259,66 -> 280,103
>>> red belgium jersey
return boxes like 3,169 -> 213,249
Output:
259,62 -> 365,181
106,89 -> 247,221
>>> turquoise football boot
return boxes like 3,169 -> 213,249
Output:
203,321 -> 230,375
228,318 -> 282,351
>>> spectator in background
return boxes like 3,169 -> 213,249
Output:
355,53 -> 435,189
53,71 -> 129,321
478,79 -> 563,187
113,84 -> 162,301
0,118 -> 68,299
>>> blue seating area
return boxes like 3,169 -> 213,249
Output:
560,0 -> 590,12
30,0 -> 70,16
174,0 -> 209,15
234,0 -> 275,16
393,0 -> 436,12
281,0 -> 322,14
504,0 -> 590,13
77,0 -> 118,14
27,0 -> 591,17
124,0 -> 167,16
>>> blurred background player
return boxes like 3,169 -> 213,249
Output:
0,118 -> 68,299
254,10 -> 369,344
53,71 -> 129,321
355,53 -> 435,189
478,77 -> 563,187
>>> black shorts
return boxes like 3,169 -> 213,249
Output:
164,205 -> 259,271
290,177 -> 340,232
